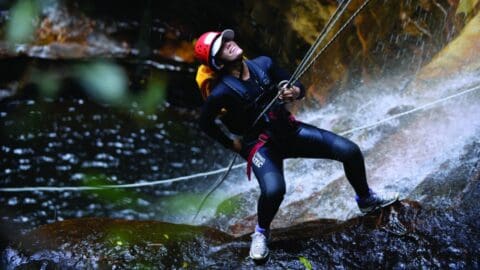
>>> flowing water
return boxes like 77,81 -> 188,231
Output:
196,70 -> 480,234
1,1 -> 479,267
0,92 -> 232,236
1,67 -> 480,241
1,70 -> 479,269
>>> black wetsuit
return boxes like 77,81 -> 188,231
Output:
199,56 -> 370,230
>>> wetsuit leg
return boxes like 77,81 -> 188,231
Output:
251,145 -> 286,230
286,122 -> 370,197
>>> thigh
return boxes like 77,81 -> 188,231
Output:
286,122 -> 357,161
252,145 -> 286,195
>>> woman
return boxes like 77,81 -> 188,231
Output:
194,29 -> 398,260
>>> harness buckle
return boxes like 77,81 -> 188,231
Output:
277,80 -> 290,91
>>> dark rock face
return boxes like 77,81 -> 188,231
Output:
3,183 -> 479,269
2,218 -> 235,269
1,0 -> 474,100
3,146 -> 479,269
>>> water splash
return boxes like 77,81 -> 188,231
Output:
206,71 -> 480,232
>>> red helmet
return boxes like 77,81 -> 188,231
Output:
194,29 -> 234,70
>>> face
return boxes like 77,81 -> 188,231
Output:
216,40 -> 243,63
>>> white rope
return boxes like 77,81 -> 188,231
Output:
291,0 -> 373,85
288,0 -> 352,85
255,0 -> 372,126
1,83 -> 478,192
0,163 -> 246,192
340,84 -> 480,135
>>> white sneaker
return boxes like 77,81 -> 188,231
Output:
249,231 -> 269,260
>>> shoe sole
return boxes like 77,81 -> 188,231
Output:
249,250 -> 269,261
360,194 -> 399,214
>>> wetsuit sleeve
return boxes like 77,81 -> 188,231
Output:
258,56 -> 306,100
199,88 -> 234,150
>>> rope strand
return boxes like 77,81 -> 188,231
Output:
254,0 -> 366,129
192,153 -> 237,221
288,0 -> 352,85
290,0 -> 374,85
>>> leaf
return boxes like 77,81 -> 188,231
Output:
137,76 -> 166,113
76,62 -> 128,105
299,256 -> 313,270
6,0 -> 39,43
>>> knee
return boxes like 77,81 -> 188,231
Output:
334,139 -> 363,162
263,187 -> 285,201
261,172 -> 286,201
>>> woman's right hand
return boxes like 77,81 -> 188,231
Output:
232,138 -> 242,153
279,85 -> 301,102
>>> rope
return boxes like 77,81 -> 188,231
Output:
290,0 -> 374,85
0,163 -> 245,192
253,0 -> 372,126
338,84 -> 480,136
1,83 -> 479,193
192,153 -> 237,221
288,0 -> 352,85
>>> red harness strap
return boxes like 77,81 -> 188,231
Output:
245,112 -> 297,180
246,133 -> 269,181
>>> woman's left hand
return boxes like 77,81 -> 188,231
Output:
279,85 -> 300,103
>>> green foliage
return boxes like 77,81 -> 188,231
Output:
83,174 -> 142,209
28,60 -> 167,116
75,62 -> 129,105
32,70 -> 61,98
161,193 -> 201,214
135,75 -> 167,114
159,191 -> 234,219
6,0 -> 39,44
215,194 -> 242,217
104,226 -> 134,248
299,256 -> 313,270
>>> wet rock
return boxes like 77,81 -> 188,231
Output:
2,217 -> 234,269
412,12 -> 480,93
237,0 -> 475,107
3,192 -> 479,269
1,0 -> 475,101
409,142 -> 480,209
0,1 -> 130,59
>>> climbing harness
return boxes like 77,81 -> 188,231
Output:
246,133 -> 270,181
